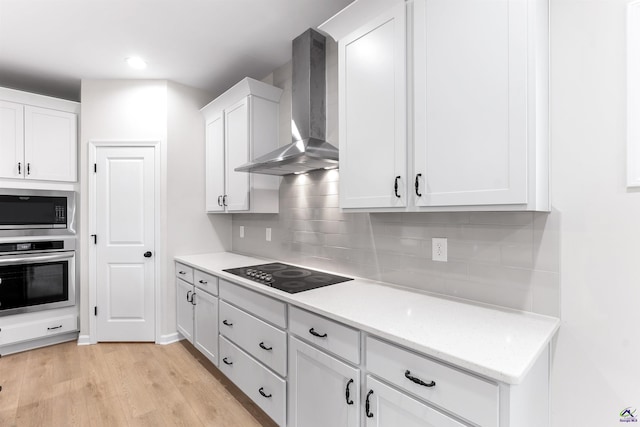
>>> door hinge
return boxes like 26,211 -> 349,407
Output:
94,306 -> 97,316
94,163 -> 97,173
91,234 -> 97,245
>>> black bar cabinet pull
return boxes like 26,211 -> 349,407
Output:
404,370 -> 436,387
223,320 -> 233,327
186,290 -> 191,302
199,280 -> 207,284
345,379 -> 354,405
415,173 -> 422,197
258,387 -> 272,398
178,271 -> 186,275
365,390 -> 374,418
222,357 -> 232,365
191,293 -> 196,306
394,176 -> 401,198
259,342 -> 273,351
218,195 -> 222,206
17,162 -> 21,175
27,163 -> 30,175
47,325 -> 63,330
309,327 -> 327,338
222,195 -> 228,206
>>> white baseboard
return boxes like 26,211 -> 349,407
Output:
77,335 -> 92,346
158,332 -> 182,345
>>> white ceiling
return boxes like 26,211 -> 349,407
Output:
0,0 -> 354,101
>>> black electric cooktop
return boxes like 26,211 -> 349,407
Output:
223,263 -> 353,294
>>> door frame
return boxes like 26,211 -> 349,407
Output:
88,140 -> 161,344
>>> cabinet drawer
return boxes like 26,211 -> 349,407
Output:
219,301 -> 287,376
219,336 -> 286,426
366,336 -> 499,427
219,280 -> 286,328
175,262 -> 194,284
289,306 -> 360,364
194,269 -> 218,296
0,314 -> 77,346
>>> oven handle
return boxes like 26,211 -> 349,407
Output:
0,253 -> 74,265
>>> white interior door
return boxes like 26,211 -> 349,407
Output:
96,145 -> 156,341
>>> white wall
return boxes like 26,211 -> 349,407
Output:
80,79 -> 230,341
550,0 -> 640,424
165,81 -> 231,335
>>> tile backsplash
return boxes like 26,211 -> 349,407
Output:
232,169 -> 560,317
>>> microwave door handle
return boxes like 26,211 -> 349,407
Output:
0,253 -> 73,265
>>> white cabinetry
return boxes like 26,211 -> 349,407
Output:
320,0 -> 549,212
175,262 -> 219,365
0,87 -> 78,182
364,376 -> 465,427
337,2 -> 407,209
201,78 -> 282,213
288,336 -> 360,427
218,279 -> 287,425
176,277 -> 194,342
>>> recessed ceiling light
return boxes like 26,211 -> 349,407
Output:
126,56 -> 147,70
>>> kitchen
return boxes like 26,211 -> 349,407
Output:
0,0 -> 636,426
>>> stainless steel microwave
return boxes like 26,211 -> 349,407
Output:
0,189 -> 76,237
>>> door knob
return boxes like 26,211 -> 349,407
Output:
144,251 -> 153,258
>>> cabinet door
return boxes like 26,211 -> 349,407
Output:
288,336 -> 360,427
224,97 -> 250,212
413,0 -> 528,207
365,376 -> 465,427
0,100 -> 24,179
176,279 -> 194,343
339,3 -> 407,209
194,289 -> 219,366
24,106 -> 77,182
205,112 -> 226,212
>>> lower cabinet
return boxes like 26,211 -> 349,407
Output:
176,278 -> 194,342
176,264 -> 219,366
193,289 -> 219,366
288,336 -> 360,427
175,260 -> 551,427
364,376 -> 465,427
220,336 -> 287,426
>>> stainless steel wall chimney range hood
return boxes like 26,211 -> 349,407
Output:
235,29 -> 339,176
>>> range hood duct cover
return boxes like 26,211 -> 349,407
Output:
235,28 -> 339,176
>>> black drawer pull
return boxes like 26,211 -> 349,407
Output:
223,320 -> 233,327
404,370 -> 436,387
309,327 -> 327,338
178,271 -> 186,275
394,175 -> 401,198
222,357 -> 233,365
415,173 -> 422,197
198,280 -> 207,284
47,325 -> 63,331
365,390 -> 374,418
345,379 -> 354,405
259,342 -> 273,351
258,387 -> 272,398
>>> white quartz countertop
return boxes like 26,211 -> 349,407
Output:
175,252 -> 560,385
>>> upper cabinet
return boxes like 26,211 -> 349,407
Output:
0,88 -> 78,182
338,2 -> 407,209
201,78 -> 282,214
320,0 -> 549,212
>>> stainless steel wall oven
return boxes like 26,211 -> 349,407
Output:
0,238 -> 76,316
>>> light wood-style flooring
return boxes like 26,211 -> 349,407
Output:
0,340 -> 277,427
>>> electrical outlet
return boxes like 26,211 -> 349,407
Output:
266,228 -> 272,242
239,226 -> 244,238
432,237 -> 448,262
